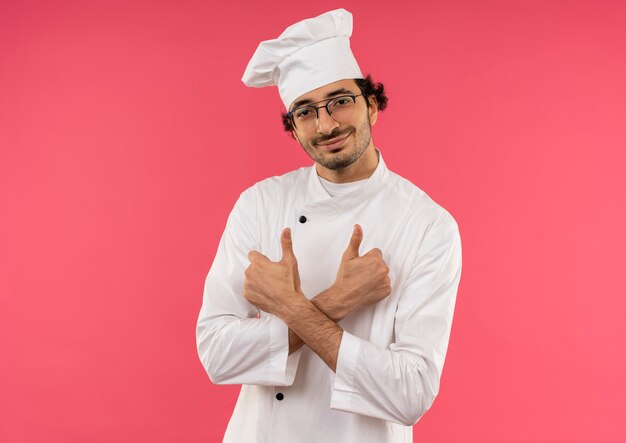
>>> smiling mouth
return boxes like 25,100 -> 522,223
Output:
317,132 -> 351,149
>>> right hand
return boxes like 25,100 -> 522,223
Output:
331,224 -> 392,315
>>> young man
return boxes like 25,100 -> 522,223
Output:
196,9 -> 463,443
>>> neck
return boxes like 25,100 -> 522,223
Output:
316,143 -> 379,183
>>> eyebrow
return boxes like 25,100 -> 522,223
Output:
290,88 -> 357,111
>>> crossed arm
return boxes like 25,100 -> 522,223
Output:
287,288 -> 342,356
243,224 -> 391,372
196,189 -> 463,425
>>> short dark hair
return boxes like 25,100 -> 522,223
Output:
280,74 -> 388,134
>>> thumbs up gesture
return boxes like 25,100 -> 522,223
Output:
329,224 -> 392,319
244,228 -> 304,316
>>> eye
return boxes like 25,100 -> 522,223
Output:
332,97 -> 352,107
295,108 -> 314,119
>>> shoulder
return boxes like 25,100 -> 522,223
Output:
383,169 -> 458,228
383,170 -> 462,267
238,165 -> 311,202
226,166 -> 311,232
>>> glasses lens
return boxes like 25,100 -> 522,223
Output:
292,106 -> 317,131
328,96 -> 356,122
291,96 -> 358,131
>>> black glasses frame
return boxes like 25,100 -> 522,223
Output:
287,94 -> 364,129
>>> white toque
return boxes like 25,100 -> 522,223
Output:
241,8 -> 364,110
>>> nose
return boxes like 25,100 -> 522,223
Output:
315,106 -> 339,134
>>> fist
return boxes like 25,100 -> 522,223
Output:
244,228 -> 303,316
333,224 -> 391,312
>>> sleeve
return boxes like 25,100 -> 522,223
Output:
195,187 -> 302,386
329,215 -> 462,426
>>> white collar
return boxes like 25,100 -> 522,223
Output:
302,147 -> 391,214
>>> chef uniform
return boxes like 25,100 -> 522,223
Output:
195,9 -> 463,443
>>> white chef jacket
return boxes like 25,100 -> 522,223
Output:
196,148 -> 462,443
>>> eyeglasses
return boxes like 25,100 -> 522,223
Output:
287,94 -> 364,132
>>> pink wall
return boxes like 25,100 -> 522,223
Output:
1,0 -> 625,441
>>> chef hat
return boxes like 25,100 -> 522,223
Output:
241,8 -> 364,110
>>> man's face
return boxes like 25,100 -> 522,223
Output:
289,79 -> 378,171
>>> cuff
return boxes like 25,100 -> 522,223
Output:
268,314 -> 301,386
330,330 -> 362,410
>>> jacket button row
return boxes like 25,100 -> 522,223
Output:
276,392 -> 284,401
299,215 -> 307,223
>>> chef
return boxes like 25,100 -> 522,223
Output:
195,8 -> 463,443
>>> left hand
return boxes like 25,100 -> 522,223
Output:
244,227 -> 304,316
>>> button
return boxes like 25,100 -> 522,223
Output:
275,392 -> 284,401
299,215 -> 307,223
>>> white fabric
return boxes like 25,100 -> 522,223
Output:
241,8 -> 364,109
196,148 -> 463,443
318,174 -> 369,197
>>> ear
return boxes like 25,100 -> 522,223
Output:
367,95 -> 379,126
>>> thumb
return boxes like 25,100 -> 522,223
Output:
281,227 -> 301,290
280,227 -> 296,263
343,224 -> 363,260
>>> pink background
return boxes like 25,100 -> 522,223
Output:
1,0 -> 625,441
